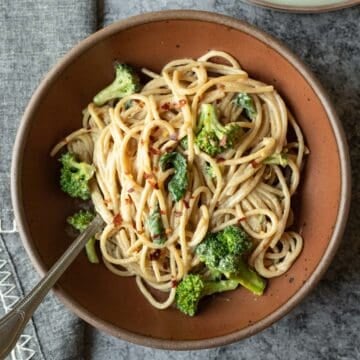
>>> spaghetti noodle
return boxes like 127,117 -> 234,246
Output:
52,51 -> 306,310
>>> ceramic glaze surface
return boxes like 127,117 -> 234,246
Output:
11,11 -> 350,349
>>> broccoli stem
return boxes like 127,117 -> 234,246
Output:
263,153 -> 288,167
175,274 -> 240,316
202,279 -> 239,296
230,258 -> 266,296
85,237 -> 100,264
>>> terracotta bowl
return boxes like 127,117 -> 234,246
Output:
11,10 -> 351,350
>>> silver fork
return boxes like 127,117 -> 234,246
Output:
0,215 -> 104,359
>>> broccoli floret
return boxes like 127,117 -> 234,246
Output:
263,153 -> 288,167
67,209 -> 95,231
67,210 -> 99,264
195,104 -> 241,156
175,274 -> 239,316
93,63 -> 141,106
221,225 -> 253,255
204,162 -> 216,179
196,225 -> 266,296
159,152 -> 188,202
59,152 -> 95,200
234,93 -> 257,120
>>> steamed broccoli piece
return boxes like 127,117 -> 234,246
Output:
67,210 -> 99,264
179,135 -> 188,150
67,209 -> 95,230
196,225 -> 266,296
195,104 -> 241,156
159,152 -> 188,202
147,204 -> 166,245
234,93 -> 257,120
175,274 -> 239,316
59,152 -> 95,200
263,153 -> 288,167
204,162 -> 216,179
220,225 -> 253,255
93,63 -> 141,106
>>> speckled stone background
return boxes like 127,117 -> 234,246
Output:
0,1 -> 359,359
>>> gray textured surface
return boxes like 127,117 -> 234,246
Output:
0,1 -> 359,359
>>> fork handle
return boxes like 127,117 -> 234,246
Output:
0,215 -> 104,358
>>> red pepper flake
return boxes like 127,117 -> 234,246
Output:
251,160 -> 259,168
160,210 -> 166,215
144,172 -> 153,180
183,199 -> 189,209
127,188 -> 134,193
164,146 -> 173,153
216,157 -> 225,163
299,224 -> 306,236
171,279 -> 178,288
113,214 -> 122,226
140,139 -> 145,145
174,99 -> 187,109
161,102 -> 171,110
169,133 -> 178,141
178,99 -> 187,108
238,217 -> 247,223
149,146 -> 161,155
174,211 -> 182,217
148,180 -> 159,189
149,249 -> 161,261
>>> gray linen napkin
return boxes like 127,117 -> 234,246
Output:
0,1 -> 96,359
